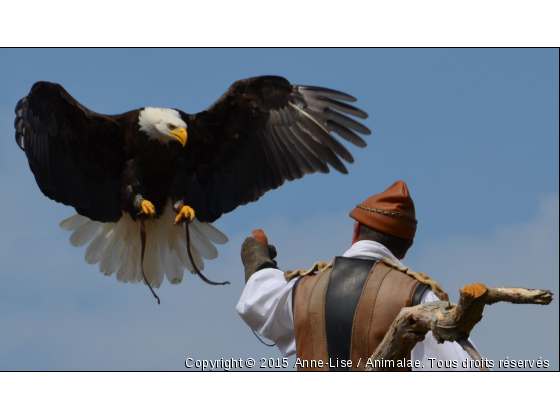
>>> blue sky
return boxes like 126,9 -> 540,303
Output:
0,48 -> 557,371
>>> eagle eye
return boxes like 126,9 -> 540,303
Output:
168,124 -> 176,130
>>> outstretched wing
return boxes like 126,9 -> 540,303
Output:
15,82 -> 127,222
178,75 -> 370,223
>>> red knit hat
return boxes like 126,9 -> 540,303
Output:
349,180 -> 417,240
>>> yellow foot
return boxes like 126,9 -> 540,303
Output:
174,205 -> 196,226
140,199 -> 156,219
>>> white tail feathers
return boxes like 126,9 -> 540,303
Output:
59,201 -> 228,288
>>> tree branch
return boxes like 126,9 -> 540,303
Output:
456,338 -> 490,371
365,284 -> 553,371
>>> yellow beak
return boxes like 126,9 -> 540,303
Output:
169,127 -> 188,147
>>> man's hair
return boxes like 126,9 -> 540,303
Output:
356,223 -> 413,258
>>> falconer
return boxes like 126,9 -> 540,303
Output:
236,180 -> 478,371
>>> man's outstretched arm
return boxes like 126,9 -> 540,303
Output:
237,230 -> 297,356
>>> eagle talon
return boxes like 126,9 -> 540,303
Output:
140,199 -> 157,219
174,205 -> 196,226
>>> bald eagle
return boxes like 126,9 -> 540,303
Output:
15,76 -> 369,292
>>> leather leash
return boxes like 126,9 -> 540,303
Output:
184,216 -> 230,286
137,215 -> 230,305
138,218 -> 161,304
252,329 -> 275,347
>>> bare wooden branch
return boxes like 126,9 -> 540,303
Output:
457,338 -> 490,371
365,283 -> 553,371
485,287 -> 553,305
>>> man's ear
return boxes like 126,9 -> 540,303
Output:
352,221 -> 360,245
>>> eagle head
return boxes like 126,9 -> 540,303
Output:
138,107 -> 188,146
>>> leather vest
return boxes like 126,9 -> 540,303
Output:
292,257 -> 429,371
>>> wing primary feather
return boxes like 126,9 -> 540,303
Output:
267,125 -> 300,181
271,126 -> 308,178
326,121 -> 368,148
312,97 -> 368,119
296,122 -> 349,173
323,109 -> 371,134
290,103 -> 354,164
297,86 -> 357,102
279,125 -> 329,174
256,131 -> 284,188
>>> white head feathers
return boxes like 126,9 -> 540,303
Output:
138,107 -> 187,144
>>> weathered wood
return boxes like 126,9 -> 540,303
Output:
485,287 -> 553,305
365,284 -> 553,371
456,337 -> 491,371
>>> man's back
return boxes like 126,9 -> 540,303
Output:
293,257 -> 428,371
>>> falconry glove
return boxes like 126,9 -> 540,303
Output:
241,237 -> 278,283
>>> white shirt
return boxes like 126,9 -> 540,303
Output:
236,240 -> 478,371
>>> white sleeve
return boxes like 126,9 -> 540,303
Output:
236,268 -> 297,357
411,290 -> 481,371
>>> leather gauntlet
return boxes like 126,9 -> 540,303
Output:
241,237 -> 278,282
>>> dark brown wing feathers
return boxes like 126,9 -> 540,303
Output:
15,77 -> 370,226
179,76 -> 370,223
15,82 -> 127,222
